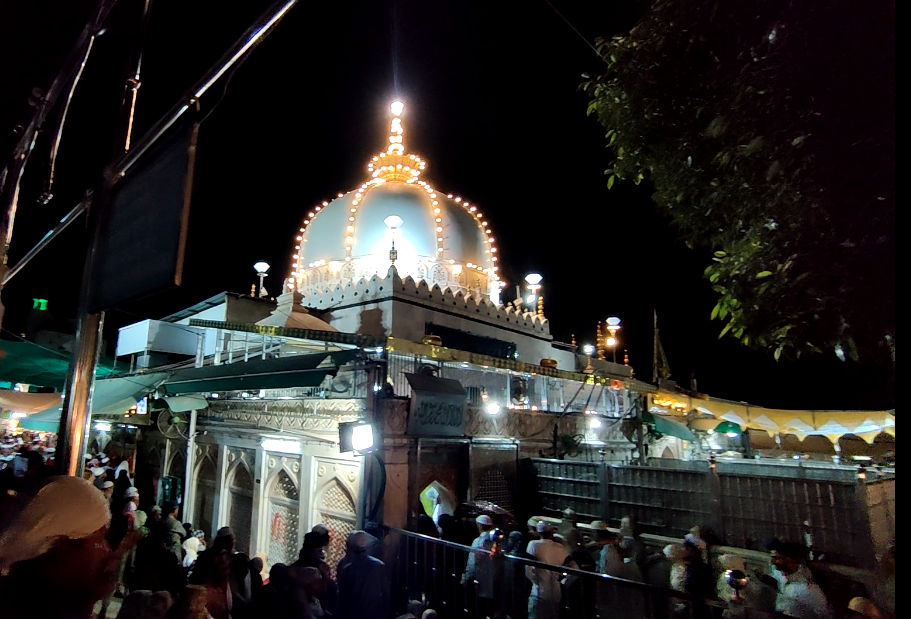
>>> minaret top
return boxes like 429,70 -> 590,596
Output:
367,101 -> 426,183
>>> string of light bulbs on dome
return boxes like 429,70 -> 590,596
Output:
286,102 -> 502,293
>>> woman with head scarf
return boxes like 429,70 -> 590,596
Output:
113,460 -> 132,499
0,475 -> 138,619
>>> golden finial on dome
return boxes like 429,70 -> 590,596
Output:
367,101 -> 427,183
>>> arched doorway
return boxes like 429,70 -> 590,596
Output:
316,477 -> 357,574
267,469 -> 300,567
227,463 -> 255,555
194,457 -> 217,538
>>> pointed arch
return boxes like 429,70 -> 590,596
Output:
226,459 -> 255,555
315,473 -> 357,574
193,455 -> 218,538
167,448 -> 186,479
266,469 -> 300,567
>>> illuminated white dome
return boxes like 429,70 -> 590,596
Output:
288,103 -> 501,302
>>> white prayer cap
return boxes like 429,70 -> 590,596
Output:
102,481 -> 115,490
91,467 -> 105,477
537,521 -> 553,534
0,476 -> 111,571
125,487 -> 139,498
476,515 -> 493,526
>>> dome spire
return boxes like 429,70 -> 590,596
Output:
388,100 -> 405,154
367,101 -> 426,183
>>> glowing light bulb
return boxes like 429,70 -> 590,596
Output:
391,100 -> 405,116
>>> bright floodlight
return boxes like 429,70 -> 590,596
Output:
606,316 -> 621,328
524,273 -> 543,286
487,402 -> 501,415
391,101 -> 405,116
526,294 -> 537,304
253,261 -> 270,274
384,215 -> 404,229
352,423 -> 375,452
583,344 -> 595,355
589,417 -> 602,429
606,336 -> 617,347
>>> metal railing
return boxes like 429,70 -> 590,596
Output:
383,528 -> 734,619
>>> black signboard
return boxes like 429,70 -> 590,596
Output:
404,373 -> 467,437
87,121 -> 198,312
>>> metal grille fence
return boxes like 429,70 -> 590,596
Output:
383,528 -> 732,619
530,458 -> 883,567
533,459 -> 601,521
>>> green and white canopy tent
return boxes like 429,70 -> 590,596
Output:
0,339 -> 165,431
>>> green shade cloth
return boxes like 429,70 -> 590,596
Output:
643,411 -> 697,441
162,349 -> 359,395
0,340 -> 119,389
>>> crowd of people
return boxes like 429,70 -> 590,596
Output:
0,449 -> 895,619
0,462 -> 402,619
445,508 -> 893,619
0,430 -> 56,472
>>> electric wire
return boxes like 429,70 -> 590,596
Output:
541,0 -> 602,58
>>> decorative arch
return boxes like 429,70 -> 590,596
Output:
167,448 -> 186,479
226,460 -> 255,555
266,469 -> 300,568
193,455 -> 218,538
314,473 -> 358,574
147,446 -> 162,471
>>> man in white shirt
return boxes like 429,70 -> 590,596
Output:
462,515 -> 496,617
525,521 -> 568,619
772,543 -> 833,619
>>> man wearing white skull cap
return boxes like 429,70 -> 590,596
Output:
0,475 -> 137,618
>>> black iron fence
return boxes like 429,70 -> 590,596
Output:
383,528 -> 744,619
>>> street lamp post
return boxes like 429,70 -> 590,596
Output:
524,273 -> 543,315
606,316 -> 621,363
582,344 -> 595,374
254,261 -> 270,297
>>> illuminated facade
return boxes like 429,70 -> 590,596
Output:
113,102 -> 641,576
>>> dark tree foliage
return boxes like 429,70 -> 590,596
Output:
583,0 -> 894,361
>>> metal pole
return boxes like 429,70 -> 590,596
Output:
59,0 -> 302,476
1,0 -> 301,298
58,0 -> 155,476
114,0 -> 300,181
0,0 -> 119,329
1,197 -> 89,286
183,408 -> 198,512
635,395 -> 646,465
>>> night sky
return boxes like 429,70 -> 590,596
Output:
0,0 -> 894,410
